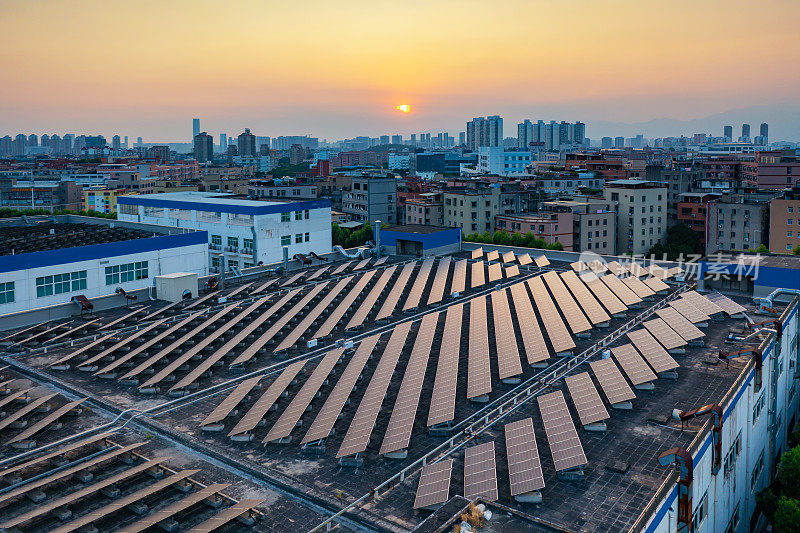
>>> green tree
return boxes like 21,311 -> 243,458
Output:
793,245 -> 800,256
774,497 -> 800,532
777,446 -> 800,500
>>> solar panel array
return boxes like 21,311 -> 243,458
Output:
381,312 -> 439,455
643,276 -> 670,293
403,256 -> 435,311
647,264 -> 668,279
642,318 -> 688,349
471,247 -> 483,259
374,256 -> 388,265
655,307 -> 705,342
589,358 -> 636,405
587,260 -> 608,274
505,418 -> 545,496
564,372 -> 609,426
528,277 -> 575,353
471,260 -> 486,288
201,375 -> 262,428
490,290 -> 523,381
345,266 -> 397,330
537,391 -> 587,472
275,276 -> 354,350
307,266 -> 331,281
312,270 -> 377,339
427,256 -> 452,305
302,335 -> 381,444
505,264 -> 520,278
622,275 -> 656,299
600,274 -> 642,307
559,271 -> 611,325
627,262 -> 648,277
281,271 -> 306,287
502,251 -> 516,263
627,329 -> 679,373
518,253 -> 532,266
606,261 -> 628,276
570,261 -> 589,272
427,304 -> 463,427
375,262 -> 416,320
414,459 -> 454,509
487,262 -> 502,283
463,442 -> 498,501
541,271 -> 591,335
705,292 -> 747,316
508,283 -> 550,365
337,322 -> 412,458
450,259 -> 467,294
331,261 -> 353,275
669,297 -> 711,323
354,258 -> 372,270
611,344 -> 657,386
681,291 -> 725,316
467,296 -> 492,399
486,250 -> 499,262
579,272 -> 628,315
534,255 -> 550,267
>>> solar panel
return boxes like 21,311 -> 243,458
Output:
281,271 -> 306,286
0,321 -> 46,343
570,261 -> 589,272
375,261 -> 416,320
491,290 -> 523,381
187,498 -> 266,533
143,299 -> 183,320
559,271 -> 611,325
168,291 -> 297,388
669,297 -> 710,324
403,257 -> 435,311
605,261 -> 628,277
98,307 -> 147,331
471,260 -> 486,288
502,251 -> 516,263
622,275 -> 656,299
534,255 -> 550,267
48,469 -> 200,533
643,276 -> 670,293
0,431 -> 116,481
505,418 -> 545,497
225,281 -> 254,299
0,457 -> 168,531
345,266 -> 397,330
667,266 -> 684,277
6,398 -> 86,446
228,360 -> 307,438
589,358 -> 635,405
627,262 -> 648,277
627,329 -> 679,374
229,285 -> 326,367
486,250 -> 499,262
331,261 -> 354,275
278,275 -> 355,349
337,322 -> 412,458
427,256 -> 452,305
467,296 -> 491,400
611,344 -> 657,386
427,303 -> 463,427
471,247 -> 483,259
52,330 -> 120,367
380,312 -> 439,455
93,311 -> 204,376
201,376 -> 262,428
119,304 -> 241,381
353,258 -> 372,270
0,393 -> 57,432
505,265 -> 520,278
681,291 -> 725,316
122,483 -> 231,533
251,278 -> 279,294
487,263 -> 502,283
648,264 -> 669,279
463,441 -> 498,501
587,260 -> 608,274
450,259 -> 468,295
71,318 -> 167,371
374,256 -> 388,266
414,459 -> 453,509
654,308 -> 704,342
507,283 -> 550,365
302,335 -> 380,444
264,348 -> 344,443
183,291 -> 220,310
528,276 -> 575,354
310,271 -> 377,341
642,318 -> 687,350
542,271 -> 591,335
307,266 -> 331,281
45,318 -> 102,345
143,296 -> 273,390
705,292 -> 747,316
537,391 -> 587,472
600,273 -> 642,306
564,372 -> 609,426
0,387 -> 34,412
579,272 -> 628,316
518,253 -> 532,266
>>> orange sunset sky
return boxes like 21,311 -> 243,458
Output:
1,0 -> 799,140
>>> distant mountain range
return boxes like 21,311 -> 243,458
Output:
588,105 -> 800,142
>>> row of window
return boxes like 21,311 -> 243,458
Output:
105,262 -> 148,286
281,233 -> 311,246
280,210 -> 311,222
36,271 -> 87,298
211,235 -> 254,250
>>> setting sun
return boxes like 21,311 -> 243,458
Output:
395,104 -> 411,113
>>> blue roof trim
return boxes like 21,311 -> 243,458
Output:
645,486 -> 678,533
698,262 -> 800,290
0,231 -> 208,274
117,196 -> 331,216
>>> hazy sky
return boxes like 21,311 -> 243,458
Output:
2,0 -> 799,141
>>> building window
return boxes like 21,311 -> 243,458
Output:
228,260 -> 239,269
228,213 -> 253,226
295,233 -> 303,244
281,212 -> 290,222
36,270 -> 87,297
211,257 -> 220,268
753,392 -> 765,424
227,236 -> 239,249
692,491 -> 708,531
170,208 -> 191,220
211,234 -> 222,246
243,238 -> 253,250
105,261 -> 148,285
281,235 -> 291,246
304,209 -> 310,219
295,211 -> 302,221
0,282 -> 14,304
751,449 -> 765,489
304,232 -> 310,242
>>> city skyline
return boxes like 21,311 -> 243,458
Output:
1,0 -> 799,140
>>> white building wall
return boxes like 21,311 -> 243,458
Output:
0,243 -> 208,316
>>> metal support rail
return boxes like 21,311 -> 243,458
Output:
307,282 -> 691,532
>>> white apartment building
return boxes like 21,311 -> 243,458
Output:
118,191 -> 332,272
604,179 -> 667,255
477,147 -> 533,176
